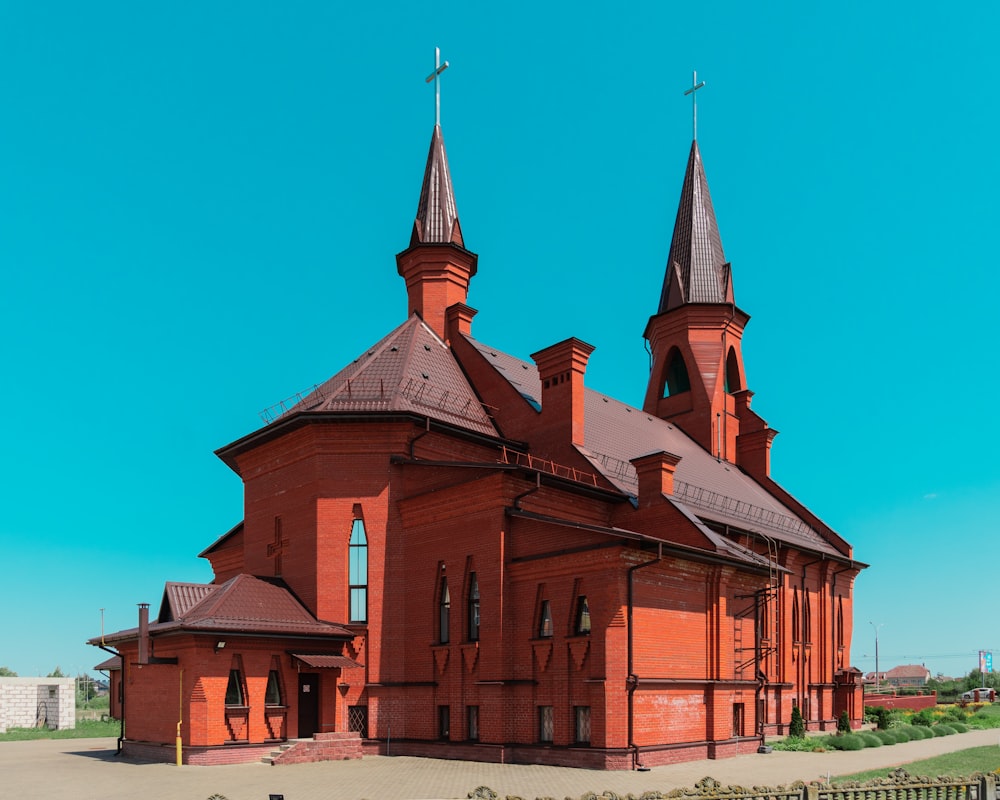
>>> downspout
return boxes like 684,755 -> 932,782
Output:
627,542 -> 662,771
830,564 -> 856,721
95,644 -> 124,754
408,417 -> 432,459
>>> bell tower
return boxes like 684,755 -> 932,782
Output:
642,138 -> 774,472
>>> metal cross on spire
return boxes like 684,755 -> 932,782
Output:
683,70 -> 706,140
425,46 -> 450,127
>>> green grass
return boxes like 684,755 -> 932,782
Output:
834,745 -> 1000,783
0,718 -> 120,742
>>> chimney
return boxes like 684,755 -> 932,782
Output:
138,603 -> 150,665
445,302 -> 477,344
530,338 -> 595,447
630,451 -> 683,507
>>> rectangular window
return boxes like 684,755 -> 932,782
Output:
538,706 -> 553,743
574,595 -> 591,635
574,706 -> 591,745
439,577 -> 450,644
348,705 -> 368,738
438,705 -> 450,740
733,703 -> 744,737
467,705 -> 479,741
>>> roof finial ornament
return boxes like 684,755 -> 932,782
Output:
425,46 -> 450,127
683,70 -> 706,140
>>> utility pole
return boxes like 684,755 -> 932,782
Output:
870,622 -> 884,694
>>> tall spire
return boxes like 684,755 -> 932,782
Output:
410,125 -> 465,246
657,140 -> 732,312
396,49 -> 476,342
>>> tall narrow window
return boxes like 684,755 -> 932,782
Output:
803,592 -> 812,644
792,592 -> 800,645
733,703 -> 745,737
264,669 -> 283,706
539,706 -> 554,742
836,598 -> 845,649
574,706 -> 591,745
725,347 -> 742,394
574,595 -> 591,635
349,517 -> 368,623
467,705 -> 479,741
438,705 -> 450,740
439,577 -> 450,644
225,668 -> 246,706
467,572 -> 480,641
538,600 -> 553,638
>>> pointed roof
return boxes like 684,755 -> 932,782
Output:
277,315 -> 497,437
410,125 -> 464,246
92,575 -> 354,644
658,140 -> 733,312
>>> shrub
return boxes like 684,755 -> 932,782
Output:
858,732 -> 883,747
789,706 -> 805,738
873,730 -> 896,745
838,710 -> 852,734
911,709 -> 935,727
866,705 -> 896,731
831,734 -> 866,751
933,724 -> 956,736
950,722 -> 969,733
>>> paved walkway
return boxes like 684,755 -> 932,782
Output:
3,730 -> 1000,800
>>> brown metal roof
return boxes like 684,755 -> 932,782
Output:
658,140 -> 733,312
275,315 -> 498,438
197,521 -> 243,558
158,582 -> 218,622
93,656 -> 121,671
410,125 -> 464,246
291,654 -> 364,669
92,574 -> 353,645
464,335 -> 845,559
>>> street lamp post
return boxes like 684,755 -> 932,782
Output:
870,622 -> 884,694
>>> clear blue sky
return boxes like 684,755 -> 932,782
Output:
2,1 -> 997,681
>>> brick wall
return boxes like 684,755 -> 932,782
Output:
0,678 -> 75,733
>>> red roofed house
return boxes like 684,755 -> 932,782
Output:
885,665 -> 931,688
91,116 -> 865,768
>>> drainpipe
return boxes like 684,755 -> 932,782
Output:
627,543 -> 662,771
95,644 -> 124,753
138,604 -> 150,665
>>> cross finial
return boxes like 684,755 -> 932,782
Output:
425,46 -> 450,127
683,70 -> 706,140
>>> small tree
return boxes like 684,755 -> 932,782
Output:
0,666 -> 17,677
789,705 -> 805,738
837,709 -> 851,734
47,666 -> 66,678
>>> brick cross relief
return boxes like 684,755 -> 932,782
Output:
267,518 -> 289,577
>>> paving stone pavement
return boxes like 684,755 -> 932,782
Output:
2,730 -> 1000,800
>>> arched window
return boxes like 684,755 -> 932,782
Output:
439,576 -> 450,644
663,348 -> 691,397
725,347 -> 742,394
574,596 -> 591,635
538,600 -> 553,638
349,517 -> 368,623
467,572 -> 480,641
803,592 -> 812,644
837,597 -> 844,649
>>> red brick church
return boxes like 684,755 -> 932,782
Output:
92,106 -> 865,768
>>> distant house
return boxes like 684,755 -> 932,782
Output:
884,665 -> 931,687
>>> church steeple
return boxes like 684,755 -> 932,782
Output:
410,125 -> 465,247
643,137 -> 774,472
658,140 -> 733,312
396,50 -> 477,342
